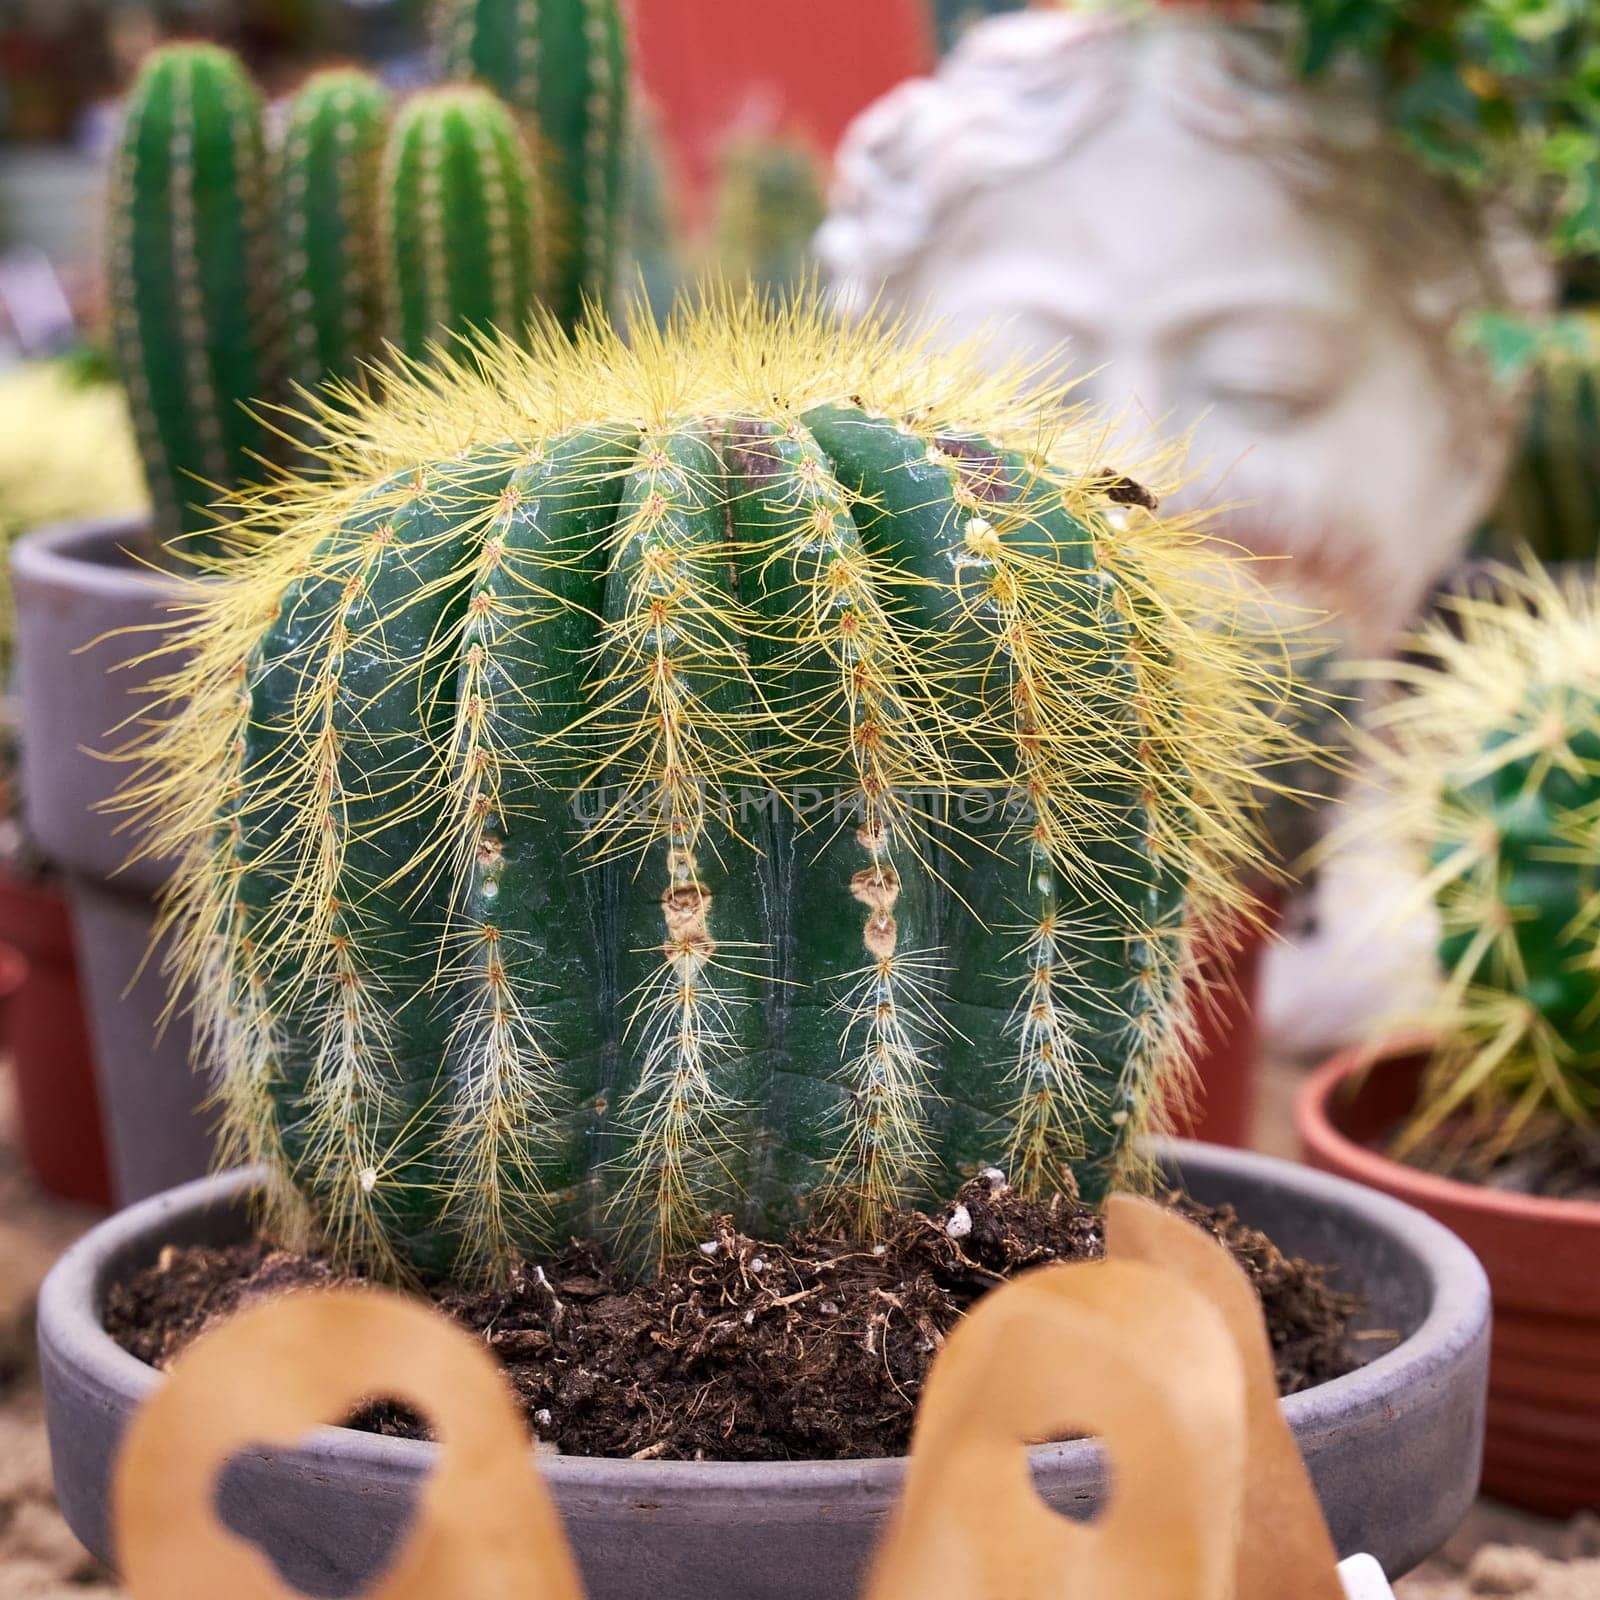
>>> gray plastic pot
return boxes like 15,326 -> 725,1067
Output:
39,1143 -> 1490,1600
10,516 -> 209,1203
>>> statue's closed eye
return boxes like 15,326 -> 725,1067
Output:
1184,311 -> 1355,428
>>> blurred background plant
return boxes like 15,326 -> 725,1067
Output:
0,351 -> 145,667
1295,0 -> 1600,262
1293,0 -> 1600,565
1360,562 -> 1600,1195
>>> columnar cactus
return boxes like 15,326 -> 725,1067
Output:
1368,566 -> 1600,1154
278,69 -> 389,402
711,134 -> 826,298
109,44 -> 276,546
1494,316 -> 1600,564
140,297 -> 1294,1280
380,87 -> 547,359
111,40 -> 608,552
438,0 -> 631,323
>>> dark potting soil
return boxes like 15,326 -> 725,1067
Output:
105,1174 -> 1362,1462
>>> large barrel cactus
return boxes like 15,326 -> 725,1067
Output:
141,297 -> 1295,1280
1368,565 -> 1600,1155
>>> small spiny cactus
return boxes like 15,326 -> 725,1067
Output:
278,69 -> 390,403
438,0 -> 631,324
109,43 -> 276,548
1493,312 -> 1600,565
1367,564 -> 1600,1157
134,293 -> 1298,1281
710,133 -> 826,299
381,86 -> 548,360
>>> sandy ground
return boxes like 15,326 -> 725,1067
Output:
0,1062 -> 1595,1599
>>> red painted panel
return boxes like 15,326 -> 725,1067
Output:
628,0 -> 934,218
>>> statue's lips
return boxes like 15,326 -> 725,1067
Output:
1195,509 -> 1412,644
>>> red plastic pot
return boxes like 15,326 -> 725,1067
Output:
630,0 -> 933,220
0,865 -> 111,1206
1297,1045 -> 1600,1515
0,938 -> 25,1039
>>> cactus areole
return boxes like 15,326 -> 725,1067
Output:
140,298 -> 1291,1280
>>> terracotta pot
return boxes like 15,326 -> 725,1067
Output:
1297,1046 -> 1600,1516
0,866 -> 109,1205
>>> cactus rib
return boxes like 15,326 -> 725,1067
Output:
278,69 -> 389,402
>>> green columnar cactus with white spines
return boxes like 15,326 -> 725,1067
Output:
437,0 -> 631,324
109,43 -> 276,548
1369,565 -> 1600,1158
139,295 -> 1297,1281
380,87 -> 548,360
278,69 -> 389,402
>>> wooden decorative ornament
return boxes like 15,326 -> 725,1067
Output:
113,1288 -> 585,1600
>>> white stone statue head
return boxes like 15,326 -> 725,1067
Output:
818,7 -> 1553,653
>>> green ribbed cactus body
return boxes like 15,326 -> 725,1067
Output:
439,0 -> 631,323
154,307 -> 1286,1281
213,427 -> 1178,1276
278,69 -> 389,399
381,87 -> 546,358
802,411 -> 1163,1204
1435,699 -> 1600,1066
109,44 -> 275,547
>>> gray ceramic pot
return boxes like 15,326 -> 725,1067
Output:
39,1143 -> 1490,1600
10,517 -> 209,1203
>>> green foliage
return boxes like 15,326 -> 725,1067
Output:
108,44 -> 276,549
1295,0 -> 1600,260
380,87 -> 546,358
141,296 -> 1298,1282
278,69 -> 389,400
437,0 -> 632,324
